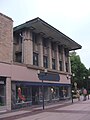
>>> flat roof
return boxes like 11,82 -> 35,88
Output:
0,12 -> 13,21
14,17 -> 82,51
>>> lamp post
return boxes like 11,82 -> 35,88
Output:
74,82 -> 77,92
37,69 -> 47,110
71,73 -> 75,103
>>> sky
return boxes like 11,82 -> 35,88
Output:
0,0 -> 90,69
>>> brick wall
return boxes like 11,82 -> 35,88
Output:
0,13 -> 13,63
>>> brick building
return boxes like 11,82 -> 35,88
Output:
0,13 -> 13,111
0,13 -> 81,111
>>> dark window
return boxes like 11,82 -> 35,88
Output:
58,45 -> 62,53
51,42 -> 55,50
14,33 -> 22,44
52,58 -> 56,70
32,32 -> 37,43
43,56 -> 48,68
66,62 -> 68,72
43,38 -> 47,47
15,52 -> 22,63
32,33 -> 38,52
64,48 -> 69,57
59,61 -> 63,71
0,77 -> 6,106
33,52 -> 38,66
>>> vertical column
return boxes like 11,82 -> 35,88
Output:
48,41 -> 52,69
38,35 -> 43,67
24,30 -> 33,65
55,43 -> 59,70
6,77 -> 11,111
68,56 -> 71,73
62,47 -> 66,72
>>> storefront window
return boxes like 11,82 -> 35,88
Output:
64,86 -> 70,98
44,87 -> 49,100
16,86 -> 32,103
59,86 -> 70,99
39,87 -> 43,101
0,81 -> 6,106
39,86 -> 49,101
50,87 -> 59,100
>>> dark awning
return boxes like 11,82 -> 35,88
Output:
13,81 -> 70,87
14,17 -> 82,51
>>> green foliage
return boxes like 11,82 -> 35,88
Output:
70,51 -> 88,89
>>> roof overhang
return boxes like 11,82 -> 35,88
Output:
14,17 -> 82,51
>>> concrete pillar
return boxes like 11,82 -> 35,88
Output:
48,41 -> 52,69
38,35 -> 43,67
6,77 -> 11,111
62,47 -> 66,72
68,56 -> 71,73
55,44 -> 59,70
23,30 -> 33,65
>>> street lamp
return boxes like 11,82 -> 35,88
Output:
74,82 -> 77,91
37,69 -> 48,110
71,73 -> 75,103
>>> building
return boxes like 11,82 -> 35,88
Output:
0,13 -> 13,111
0,13 -> 82,111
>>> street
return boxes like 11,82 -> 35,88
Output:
0,96 -> 90,120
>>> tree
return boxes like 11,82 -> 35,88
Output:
70,51 -> 88,89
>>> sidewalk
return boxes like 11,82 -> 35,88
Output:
0,96 -> 90,120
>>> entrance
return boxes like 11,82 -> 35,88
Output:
32,86 -> 39,105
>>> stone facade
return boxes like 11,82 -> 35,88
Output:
0,13 -> 13,111
0,14 -> 81,111
0,13 -> 13,63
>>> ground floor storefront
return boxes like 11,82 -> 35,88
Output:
11,81 -> 71,109
0,76 -> 71,110
0,63 -> 71,111
0,79 -> 71,110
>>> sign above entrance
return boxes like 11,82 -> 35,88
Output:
38,72 -> 60,81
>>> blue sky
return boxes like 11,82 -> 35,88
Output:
0,0 -> 90,69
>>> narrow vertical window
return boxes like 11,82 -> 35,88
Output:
15,52 -> 22,63
59,61 -> 63,71
43,56 -> 48,68
33,52 -> 38,66
52,58 -> 56,70
66,62 -> 68,72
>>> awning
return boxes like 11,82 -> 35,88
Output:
14,17 -> 82,51
13,81 -> 70,87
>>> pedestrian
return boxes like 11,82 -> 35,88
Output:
83,88 -> 87,101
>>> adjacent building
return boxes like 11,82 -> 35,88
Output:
0,13 -> 82,111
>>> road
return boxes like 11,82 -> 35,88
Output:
0,96 -> 90,120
